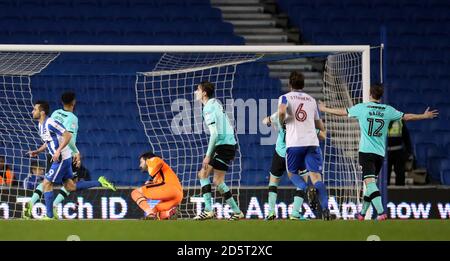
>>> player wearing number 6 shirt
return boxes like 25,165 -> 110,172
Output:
319,84 -> 438,220
278,71 -> 331,220
262,111 -> 326,220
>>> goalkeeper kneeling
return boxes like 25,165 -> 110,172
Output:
131,151 -> 183,220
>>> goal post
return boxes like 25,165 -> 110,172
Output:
0,45 -> 371,219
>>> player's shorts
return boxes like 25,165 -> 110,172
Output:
270,150 -> 286,177
359,152 -> 384,180
45,157 -> 74,185
46,153 -> 52,173
46,153 -> 78,172
210,144 -> 236,171
286,146 -> 323,174
141,183 -> 183,212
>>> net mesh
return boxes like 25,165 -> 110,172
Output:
135,53 -> 261,218
322,52 -> 363,214
0,49 -> 368,220
0,52 -> 59,219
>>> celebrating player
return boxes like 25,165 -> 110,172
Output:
23,100 -> 116,219
319,84 -> 438,220
131,151 -> 182,220
262,111 -> 326,220
193,81 -> 243,221
278,71 -> 331,220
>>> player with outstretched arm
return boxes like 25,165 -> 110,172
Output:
319,84 -> 438,220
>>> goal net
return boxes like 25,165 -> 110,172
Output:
135,53 -> 261,218
0,45 -> 370,220
322,52 -> 365,218
0,52 -> 59,219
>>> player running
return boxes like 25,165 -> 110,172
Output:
193,81 -> 243,221
131,151 -> 183,220
278,71 -> 331,220
262,111 -> 326,220
319,84 -> 438,220
23,100 -> 116,219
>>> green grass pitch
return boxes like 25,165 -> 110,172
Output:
0,220 -> 449,241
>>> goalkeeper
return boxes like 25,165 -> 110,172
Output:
131,151 -> 183,220
262,112 -> 326,220
319,84 -> 438,220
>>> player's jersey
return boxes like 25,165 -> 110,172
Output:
51,109 -> 78,154
145,157 -> 182,188
269,112 -> 286,158
347,101 -> 404,157
38,117 -> 72,160
203,98 -> 236,146
279,91 -> 320,148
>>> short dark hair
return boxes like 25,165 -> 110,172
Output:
139,151 -> 157,160
199,81 -> 215,98
370,84 -> 384,100
61,91 -> 76,105
35,100 -> 50,115
289,71 -> 305,90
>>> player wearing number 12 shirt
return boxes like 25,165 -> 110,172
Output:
278,71 -> 331,220
319,84 -> 438,220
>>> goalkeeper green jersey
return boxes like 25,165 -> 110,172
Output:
347,101 -> 404,157
203,98 -> 236,156
51,109 -> 79,154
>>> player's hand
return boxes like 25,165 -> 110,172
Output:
26,150 -> 39,157
262,116 -> 271,126
318,100 -> 326,112
202,156 -> 210,170
73,153 -> 81,168
52,150 -> 61,162
424,107 -> 439,119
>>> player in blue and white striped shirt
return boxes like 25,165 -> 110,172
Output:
26,100 -> 74,219
23,101 -> 115,219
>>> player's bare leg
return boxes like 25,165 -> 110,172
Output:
194,165 -> 215,220
213,169 -> 244,221
309,172 -> 331,220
